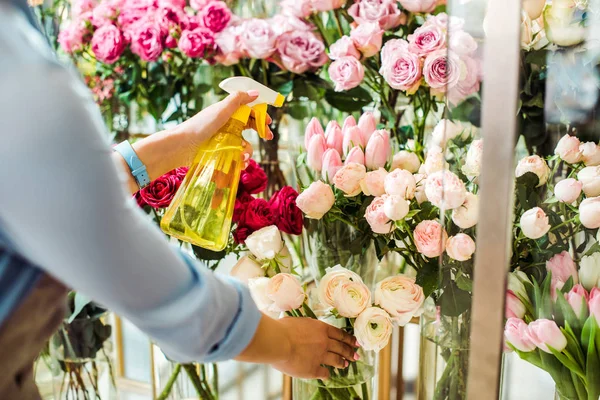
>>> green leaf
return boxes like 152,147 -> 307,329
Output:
68,293 -> 91,323
455,272 -> 473,293
293,78 -> 321,101
275,80 -> 294,96
516,171 -> 540,189
585,319 -> 600,400
549,346 -> 585,380
544,197 -> 559,204
415,259 -> 438,298
325,86 -> 373,112
439,281 -> 471,317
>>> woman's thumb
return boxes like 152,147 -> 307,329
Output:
221,91 -> 259,114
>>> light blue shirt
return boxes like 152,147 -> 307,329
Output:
0,2 -> 261,363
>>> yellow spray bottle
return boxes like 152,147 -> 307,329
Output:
161,77 -> 285,251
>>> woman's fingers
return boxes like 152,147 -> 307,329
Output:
323,352 -> 348,369
327,339 -> 356,362
328,326 -> 357,348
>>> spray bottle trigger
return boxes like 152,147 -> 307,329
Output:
252,103 -> 269,139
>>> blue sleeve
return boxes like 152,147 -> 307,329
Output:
0,63 -> 261,363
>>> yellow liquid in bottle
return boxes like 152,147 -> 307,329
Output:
161,119 -> 245,251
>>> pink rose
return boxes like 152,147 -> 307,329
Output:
215,25 -> 243,66
505,291 -> 526,319
58,20 -> 88,54
554,178 -> 583,204
240,19 -> 277,59
590,288 -> 600,324
579,197 -> 600,229
383,195 -> 409,221
311,0 -> 346,11
333,163 -> 367,197
449,30 -> 478,57
91,25 -> 126,64
555,134 -> 583,164
322,149 -> 343,182
350,22 -> 384,58
580,142 -> 600,166
399,0 -> 437,12
297,181 -> 335,219
446,233 -> 476,261
546,251 -> 578,297
425,170 -> 467,210
426,12 -> 464,31
381,38 -> 408,65
304,117 -> 325,150
179,27 -> 214,58
342,115 -> 357,134
267,273 -> 306,312
423,50 -> 462,95
358,112 -> 377,143
361,168 -> 388,196
198,1 -> 231,33
414,220 -> 447,258
516,155 -> 551,187
325,121 -> 344,155
380,41 -> 422,93
447,56 -> 480,105
408,24 -> 445,56
365,129 -> 390,170
277,31 -> 328,74
504,318 -> 536,352
566,284 -> 589,318
528,319 -> 567,353
281,0 -> 313,17
130,22 -> 164,61
385,169 -> 416,199
345,146 -> 366,166
348,0 -> 403,30
307,135 -> 327,172
269,15 -> 314,36
91,3 -> 118,27
520,207 -> 550,239
329,36 -> 361,60
578,166 -> 600,197
328,56 -> 365,92
365,196 -> 394,234
392,151 -> 420,173
342,126 -> 365,156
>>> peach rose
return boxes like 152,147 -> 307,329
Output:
580,142 -> 600,166
296,181 -> 335,219
230,255 -> 264,284
554,178 -> 582,204
579,197 -> 600,229
365,196 -> 394,234
267,273 -> 306,312
425,170 -> 467,210
520,207 -> 550,239
333,163 -> 367,197
361,168 -> 388,197
392,151 -> 421,173
446,233 -> 476,261
516,155 -> 550,187
384,169 -> 416,199
350,22 -> 383,58
414,220 -> 447,258
555,134 -> 583,164
577,166 -> 600,197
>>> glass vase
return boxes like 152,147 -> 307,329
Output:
293,349 -> 376,400
154,355 -> 218,400
303,219 -> 379,287
49,314 -> 116,400
417,300 -> 470,400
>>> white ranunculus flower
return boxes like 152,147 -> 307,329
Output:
520,207 -> 551,239
248,277 -> 280,319
577,166 -> 600,197
516,155 -> 551,187
374,276 -> 425,326
579,253 -> 600,291
354,307 -> 393,352
451,192 -> 479,229
318,265 -> 363,309
245,225 -> 284,260
332,280 -> 371,318
230,256 -> 264,284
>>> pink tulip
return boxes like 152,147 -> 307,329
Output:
342,115 -> 357,135
505,290 -> 526,319
307,135 -> 326,172
325,121 -> 344,155
365,129 -> 390,170
566,284 -> 589,318
322,149 -> 343,182
504,318 -> 536,352
345,146 -> 365,165
546,251 -> 579,298
590,288 -> 600,324
358,112 -> 377,144
342,126 -> 365,156
305,117 -> 324,150
528,319 -> 567,353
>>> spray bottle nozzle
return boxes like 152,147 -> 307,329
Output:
219,77 -> 285,139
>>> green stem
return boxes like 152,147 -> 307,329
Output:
212,363 -> 219,399
333,10 -> 345,39
157,364 -> 182,400
183,364 -> 213,400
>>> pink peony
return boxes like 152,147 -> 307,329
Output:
414,220 -> 447,258
91,3 -> 118,27
350,22 -> 384,58
333,163 -> 367,197
91,25 -> 126,64
329,57 -> 365,92
278,31 -> 328,74
423,50 -> 462,96
385,169 -> 416,199
130,22 -> 164,62
198,1 -> 232,33
348,0 -> 403,30
425,170 -> 467,210
446,233 -> 476,262
408,24 -> 446,56
380,40 -> 422,93
329,36 -> 361,60
239,19 -> 277,59
190,0 -> 211,10
71,0 -> 97,18
178,27 -> 214,58
365,196 -> 394,234
383,195 -> 409,221
58,20 -> 88,54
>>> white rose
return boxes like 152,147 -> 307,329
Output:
374,276 -> 425,326
425,170 -> 467,210
383,195 -> 409,221
508,271 -> 531,300
516,155 -> 551,186
579,197 -> 600,229
414,174 -> 428,205
462,139 -> 483,178
391,151 -> 421,173
230,256 -> 264,284
420,147 -> 449,176
248,277 -> 280,319
318,265 -> 363,309
580,142 -> 600,166
266,273 -> 306,312
245,225 -> 284,260
554,178 -> 583,204
446,233 -> 476,261
555,134 -> 583,164
545,3 -> 586,47
451,192 -> 479,229
579,253 -> 600,291
431,119 -> 469,149
332,280 -> 371,318
354,307 -> 393,352
406,139 -> 416,151
384,169 -> 417,199
520,207 -> 551,239
577,166 -> 600,197
266,245 -> 292,277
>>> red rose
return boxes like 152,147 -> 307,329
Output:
134,191 -> 147,208
233,226 -> 251,244
238,159 -> 268,195
233,192 -> 254,223
172,166 -> 189,180
269,186 -> 303,235
139,173 -> 182,209
241,198 -> 276,231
